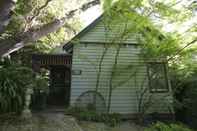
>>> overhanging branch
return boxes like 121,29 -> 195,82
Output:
29,0 -> 53,22
167,38 -> 197,61
0,0 -> 101,57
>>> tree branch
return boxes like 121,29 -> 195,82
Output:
65,0 -> 100,19
0,0 -> 101,57
167,38 -> 197,61
29,0 -> 53,22
24,18 -> 66,42
0,17 -> 67,57
81,0 -> 100,11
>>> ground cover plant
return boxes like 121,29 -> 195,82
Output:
65,106 -> 121,127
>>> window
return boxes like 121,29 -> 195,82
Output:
147,62 -> 169,93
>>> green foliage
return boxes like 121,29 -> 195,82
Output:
171,71 -> 197,128
101,0 -> 196,116
34,28 -> 68,53
170,47 -> 197,80
15,0 -> 36,15
34,74 -> 49,93
0,59 -> 48,114
0,60 -> 34,113
102,0 -> 196,61
183,78 -> 197,128
65,106 -> 121,127
145,122 -> 193,131
1,0 -> 81,56
5,0 -> 82,66
140,32 -> 180,60
11,46 -> 43,67
31,69 -> 49,110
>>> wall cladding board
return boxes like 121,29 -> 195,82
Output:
71,43 -> 173,114
80,21 -> 139,44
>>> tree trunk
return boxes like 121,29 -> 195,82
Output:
0,0 -> 16,34
0,18 -> 67,57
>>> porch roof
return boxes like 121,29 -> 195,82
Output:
32,54 -> 72,71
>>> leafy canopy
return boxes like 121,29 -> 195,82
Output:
102,0 -> 196,67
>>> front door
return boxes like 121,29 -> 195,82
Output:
48,66 -> 70,107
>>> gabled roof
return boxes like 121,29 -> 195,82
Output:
63,14 -> 103,52
63,13 -> 166,53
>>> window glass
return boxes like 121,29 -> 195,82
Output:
147,62 -> 169,93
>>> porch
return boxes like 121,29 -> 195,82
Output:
32,54 -> 72,108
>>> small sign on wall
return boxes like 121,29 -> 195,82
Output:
72,69 -> 82,75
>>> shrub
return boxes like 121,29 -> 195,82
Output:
0,60 -> 48,114
181,78 -> 197,128
172,72 -> 197,128
65,106 -> 121,127
145,122 -> 193,131
31,69 -> 49,110
0,65 -> 33,114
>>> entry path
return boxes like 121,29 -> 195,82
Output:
0,111 -> 143,131
0,111 -> 83,131
34,112 -> 84,131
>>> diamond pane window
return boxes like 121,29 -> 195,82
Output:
147,62 -> 169,93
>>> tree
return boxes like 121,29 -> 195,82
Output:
0,0 -> 16,34
0,0 -> 101,57
99,0 -> 196,115
102,0 -> 197,60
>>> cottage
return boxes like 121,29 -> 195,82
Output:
32,15 -> 173,118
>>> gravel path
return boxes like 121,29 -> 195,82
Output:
0,112 -> 143,131
0,112 -> 83,131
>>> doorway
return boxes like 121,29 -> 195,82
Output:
47,66 -> 71,107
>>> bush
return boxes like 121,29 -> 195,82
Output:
181,78 -> 197,128
31,69 -> 49,110
65,106 -> 121,127
145,122 -> 193,131
172,72 -> 197,128
0,60 -> 48,114
0,65 -> 33,114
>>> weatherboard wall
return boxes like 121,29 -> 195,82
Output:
70,43 -> 172,114
78,20 -> 139,44
69,18 -> 173,114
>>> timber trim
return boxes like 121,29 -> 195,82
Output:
32,54 -> 72,71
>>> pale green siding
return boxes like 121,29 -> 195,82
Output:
70,19 -> 173,114
80,21 -> 139,44
71,43 -> 172,114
